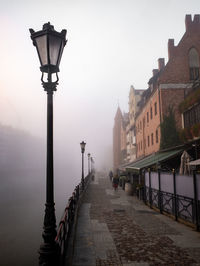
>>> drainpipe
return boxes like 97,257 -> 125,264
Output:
158,85 -> 162,132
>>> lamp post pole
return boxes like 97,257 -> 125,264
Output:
82,151 -> 84,187
39,74 -> 58,265
88,153 -> 91,175
80,141 -> 86,190
90,156 -> 93,173
29,22 -> 67,266
91,157 -> 94,173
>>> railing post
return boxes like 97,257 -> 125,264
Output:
173,169 -> 178,221
149,168 -> 152,208
143,170 -> 146,204
158,168 -> 162,214
76,185 -> 79,201
68,197 -> 73,230
193,169 -> 199,231
138,170 -> 141,199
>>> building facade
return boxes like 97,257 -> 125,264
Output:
126,86 -> 144,161
136,14 -> 200,158
136,80 -> 161,158
113,14 -> 200,168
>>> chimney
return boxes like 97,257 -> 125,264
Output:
185,14 -> 192,31
193,14 -> 200,23
185,14 -> 200,32
158,58 -> 165,71
152,69 -> 159,76
168,39 -> 174,59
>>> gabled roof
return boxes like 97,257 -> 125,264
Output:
114,106 -> 123,120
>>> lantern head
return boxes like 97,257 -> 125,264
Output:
30,22 -> 67,74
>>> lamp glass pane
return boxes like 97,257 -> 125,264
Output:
35,35 -> 47,66
57,41 -> 64,67
49,35 -> 62,66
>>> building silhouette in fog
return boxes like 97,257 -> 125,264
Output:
126,86 -> 144,162
113,107 -> 127,172
113,86 -> 143,172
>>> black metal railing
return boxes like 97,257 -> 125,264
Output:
55,173 -> 91,265
142,169 -> 200,231
144,186 -> 200,230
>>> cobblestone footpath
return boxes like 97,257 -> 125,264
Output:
72,174 -> 200,266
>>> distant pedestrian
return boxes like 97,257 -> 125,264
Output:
109,170 -> 113,182
112,176 -> 119,191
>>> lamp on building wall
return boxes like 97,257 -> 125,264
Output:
80,141 -> 86,189
29,22 -> 67,265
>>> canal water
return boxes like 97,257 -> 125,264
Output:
0,167 -> 80,266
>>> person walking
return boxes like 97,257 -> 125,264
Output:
109,170 -> 113,182
112,175 -> 119,191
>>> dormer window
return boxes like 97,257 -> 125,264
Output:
189,48 -> 200,80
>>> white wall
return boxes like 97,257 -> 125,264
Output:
145,171 -> 200,200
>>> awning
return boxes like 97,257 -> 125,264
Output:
126,149 -> 183,173
188,159 -> 200,165
118,160 -> 135,171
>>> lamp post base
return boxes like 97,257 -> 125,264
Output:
39,242 -> 60,266
39,203 -> 59,265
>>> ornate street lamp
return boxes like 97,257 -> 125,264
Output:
80,141 -> 86,189
88,153 -> 91,175
29,22 -> 67,266
91,156 -> 94,172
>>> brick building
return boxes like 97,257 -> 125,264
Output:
136,14 -> 200,158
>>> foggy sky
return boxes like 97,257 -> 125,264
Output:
0,0 -> 200,173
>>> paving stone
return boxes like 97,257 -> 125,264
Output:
70,175 -> 200,266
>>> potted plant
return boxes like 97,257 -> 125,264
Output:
119,175 -> 127,190
179,128 -> 187,143
186,127 -> 193,140
191,123 -> 200,138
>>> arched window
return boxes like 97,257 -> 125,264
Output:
189,48 -> 200,80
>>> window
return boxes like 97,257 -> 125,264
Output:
151,133 -> 154,145
150,107 -> 153,119
190,67 -> 199,80
140,121 -> 142,130
148,136 -> 150,147
141,141 -> 142,150
189,48 -> 200,80
184,102 -> 200,128
156,129 -> 158,143
147,112 -> 149,123
154,102 -> 157,115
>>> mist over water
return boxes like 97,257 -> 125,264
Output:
0,126 -> 83,266
0,168 -> 44,266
